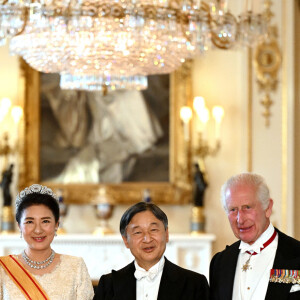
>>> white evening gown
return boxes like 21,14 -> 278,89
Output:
0,255 -> 94,300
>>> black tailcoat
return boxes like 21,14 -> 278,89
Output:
209,229 -> 300,300
94,257 -> 209,300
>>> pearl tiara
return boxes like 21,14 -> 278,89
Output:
16,184 -> 59,210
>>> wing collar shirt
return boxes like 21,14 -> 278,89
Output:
134,255 -> 165,300
232,223 -> 278,300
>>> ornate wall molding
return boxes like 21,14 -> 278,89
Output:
253,0 -> 281,127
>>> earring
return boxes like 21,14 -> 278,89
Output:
55,229 -> 57,237
20,231 -> 22,238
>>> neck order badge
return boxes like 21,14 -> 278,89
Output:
242,229 -> 277,272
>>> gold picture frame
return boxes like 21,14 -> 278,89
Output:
19,59 -> 193,205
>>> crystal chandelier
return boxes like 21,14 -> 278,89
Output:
0,0 -> 267,91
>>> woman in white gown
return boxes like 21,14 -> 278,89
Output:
0,184 -> 94,300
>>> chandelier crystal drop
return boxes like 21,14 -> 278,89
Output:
0,0 -> 268,91
60,73 -> 148,91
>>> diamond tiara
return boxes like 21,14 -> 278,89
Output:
16,184 -> 59,210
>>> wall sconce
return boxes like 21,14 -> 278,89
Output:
0,97 -> 23,234
180,106 -> 193,142
180,96 -> 224,166
180,96 -> 224,234
193,96 -> 224,166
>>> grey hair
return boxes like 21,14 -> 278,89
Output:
221,173 -> 270,213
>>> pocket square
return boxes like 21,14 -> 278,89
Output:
290,284 -> 300,293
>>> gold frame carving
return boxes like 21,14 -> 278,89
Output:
19,60 -> 193,205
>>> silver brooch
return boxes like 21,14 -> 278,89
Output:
16,184 -> 59,210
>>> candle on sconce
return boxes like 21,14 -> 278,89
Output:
199,107 -> 210,137
212,105 -> 224,140
11,106 -> 23,124
193,96 -> 205,133
11,105 -> 23,145
180,106 -> 192,141
193,96 -> 210,139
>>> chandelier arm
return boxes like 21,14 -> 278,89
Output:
210,141 -> 221,156
65,0 -> 73,34
14,6 -> 29,37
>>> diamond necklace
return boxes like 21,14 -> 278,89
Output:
22,250 -> 55,269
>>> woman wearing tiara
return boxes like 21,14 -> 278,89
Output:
0,184 -> 94,299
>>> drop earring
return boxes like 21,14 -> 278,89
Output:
55,229 -> 57,237
20,231 -> 22,238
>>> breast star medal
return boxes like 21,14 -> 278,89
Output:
242,255 -> 252,272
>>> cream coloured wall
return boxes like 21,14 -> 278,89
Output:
192,48 -> 247,253
0,46 -> 19,104
294,0 -> 300,241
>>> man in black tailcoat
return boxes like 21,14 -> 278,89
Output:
209,173 -> 300,300
94,202 -> 209,300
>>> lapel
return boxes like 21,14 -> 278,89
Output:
219,242 -> 240,300
157,258 -> 181,300
265,229 -> 299,300
112,261 -> 136,300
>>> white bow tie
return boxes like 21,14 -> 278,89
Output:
240,242 -> 263,254
134,269 -> 158,281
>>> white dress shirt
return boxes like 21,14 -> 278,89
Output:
232,224 -> 278,300
134,256 -> 165,300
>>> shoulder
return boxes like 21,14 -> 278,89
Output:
210,240 -> 240,269
276,229 -> 300,255
0,255 -> 11,261
100,261 -> 134,282
94,262 -> 135,299
113,261 -> 135,275
164,259 -> 207,282
277,229 -> 300,246
212,240 -> 240,259
58,254 -> 87,269
59,254 -> 85,262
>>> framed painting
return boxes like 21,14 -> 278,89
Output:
19,59 -> 194,204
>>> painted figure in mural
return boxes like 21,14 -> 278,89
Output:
94,201 -> 209,300
209,172 -> 300,300
1,163 -> 13,206
40,74 -> 168,184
